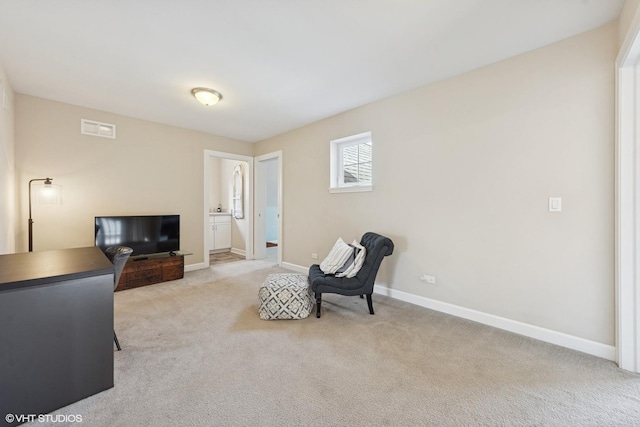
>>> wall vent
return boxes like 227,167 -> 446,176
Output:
81,119 -> 116,139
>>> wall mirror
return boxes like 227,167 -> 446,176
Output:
233,164 -> 244,219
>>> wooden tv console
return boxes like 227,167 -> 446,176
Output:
116,253 -> 185,291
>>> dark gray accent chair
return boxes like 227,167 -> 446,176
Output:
105,246 -> 133,351
309,232 -> 394,318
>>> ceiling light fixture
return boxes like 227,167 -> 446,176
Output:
191,87 -> 222,106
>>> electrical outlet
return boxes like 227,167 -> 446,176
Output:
420,274 -> 436,284
311,253 -> 318,259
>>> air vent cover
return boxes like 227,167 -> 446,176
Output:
81,119 -> 116,139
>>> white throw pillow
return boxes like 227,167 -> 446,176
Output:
335,244 -> 356,276
320,238 -> 354,274
336,240 -> 366,278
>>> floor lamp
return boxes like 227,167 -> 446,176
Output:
28,177 -> 61,252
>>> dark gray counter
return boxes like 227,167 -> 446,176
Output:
0,247 -> 115,426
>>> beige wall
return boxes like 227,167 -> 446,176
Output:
0,62 -> 15,254
255,23 -> 617,345
619,0 -> 640,44
208,156 -> 222,211
14,95 -> 253,264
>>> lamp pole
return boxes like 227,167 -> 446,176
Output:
28,178 -> 52,252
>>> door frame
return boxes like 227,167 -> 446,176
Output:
203,150 -> 254,267
616,7 -> 640,373
255,151 -> 283,264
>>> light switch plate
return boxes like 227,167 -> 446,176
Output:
549,197 -> 562,212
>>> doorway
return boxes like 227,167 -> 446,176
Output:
255,151 -> 282,264
203,150 -> 254,268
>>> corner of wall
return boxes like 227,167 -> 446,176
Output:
619,0 -> 640,46
0,62 -> 16,254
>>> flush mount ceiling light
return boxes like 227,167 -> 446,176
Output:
191,87 -> 222,106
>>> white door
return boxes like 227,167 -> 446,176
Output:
214,221 -> 232,250
255,152 -> 282,262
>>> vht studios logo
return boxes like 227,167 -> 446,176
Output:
5,413 -> 83,423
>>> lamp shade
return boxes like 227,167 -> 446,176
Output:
191,88 -> 222,106
34,182 -> 62,205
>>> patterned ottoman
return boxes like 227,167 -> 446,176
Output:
258,273 -> 313,320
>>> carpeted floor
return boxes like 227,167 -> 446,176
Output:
27,259 -> 640,426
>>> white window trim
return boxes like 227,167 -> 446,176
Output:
329,131 -> 372,193
329,185 -> 373,194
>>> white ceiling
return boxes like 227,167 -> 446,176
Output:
0,0 -> 624,142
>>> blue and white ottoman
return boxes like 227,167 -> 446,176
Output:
258,273 -> 313,320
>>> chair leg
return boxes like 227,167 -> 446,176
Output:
366,294 -> 374,315
114,330 -> 121,351
315,292 -> 322,318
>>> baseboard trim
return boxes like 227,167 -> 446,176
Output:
280,261 -> 614,360
231,248 -> 246,257
373,284 -> 616,361
185,262 -> 206,272
282,262 -> 308,274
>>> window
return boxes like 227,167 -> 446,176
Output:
330,131 -> 372,193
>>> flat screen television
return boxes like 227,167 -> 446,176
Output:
94,215 -> 180,257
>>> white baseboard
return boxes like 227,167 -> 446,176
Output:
189,248 -> 244,271
231,248 -> 246,256
281,261 -> 615,361
373,284 -> 616,361
282,262 -> 308,274
185,262 -> 206,272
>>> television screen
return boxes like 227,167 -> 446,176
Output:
94,215 -> 180,257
